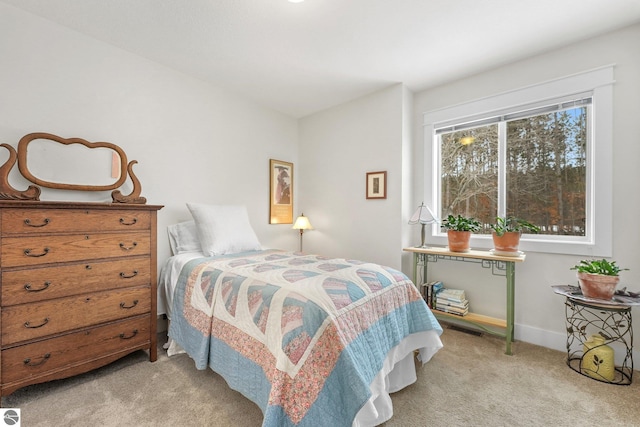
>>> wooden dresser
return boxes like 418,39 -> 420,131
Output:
0,201 -> 162,398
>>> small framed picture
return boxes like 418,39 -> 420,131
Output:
366,171 -> 387,199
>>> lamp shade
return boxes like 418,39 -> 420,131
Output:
408,203 -> 437,225
293,214 -> 313,230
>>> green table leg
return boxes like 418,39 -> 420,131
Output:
505,261 -> 515,355
411,252 -> 429,287
424,254 -> 428,285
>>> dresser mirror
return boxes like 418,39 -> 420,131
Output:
17,133 -> 128,191
0,132 -> 145,203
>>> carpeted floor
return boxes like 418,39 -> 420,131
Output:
4,327 -> 640,426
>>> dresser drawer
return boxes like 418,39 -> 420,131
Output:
1,208 -> 150,235
1,232 -> 150,267
1,315 -> 150,385
2,257 -> 151,305
1,287 -> 150,345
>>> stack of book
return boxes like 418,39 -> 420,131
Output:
419,281 -> 444,308
435,288 -> 469,316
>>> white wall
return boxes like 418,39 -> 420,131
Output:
412,23 -> 640,353
400,86 -> 415,274
0,4 -> 299,313
298,84 -> 408,268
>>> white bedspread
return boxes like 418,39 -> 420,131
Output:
158,252 -> 203,319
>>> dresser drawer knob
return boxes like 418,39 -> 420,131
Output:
24,218 -> 50,228
120,270 -> 139,279
119,217 -> 138,226
24,281 -> 51,292
119,242 -> 138,251
24,353 -> 51,367
24,318 -> 49,329
24,247 -> 50,257
120,300 -> 139,309
119,329 -> 139,340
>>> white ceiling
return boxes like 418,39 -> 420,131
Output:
4,0 -> 640,118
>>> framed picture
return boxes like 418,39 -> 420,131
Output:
269,159 -> 294,224
366,171 -> 387,199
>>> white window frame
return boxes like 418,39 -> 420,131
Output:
423,65 -> 614,256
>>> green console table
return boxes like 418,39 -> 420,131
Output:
404,246 -> 525,355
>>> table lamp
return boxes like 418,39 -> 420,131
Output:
408,203 -> 437,248
292,213 -> 313,252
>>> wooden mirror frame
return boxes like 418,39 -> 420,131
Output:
0,132 -> 146,204
17,132 -> 128,191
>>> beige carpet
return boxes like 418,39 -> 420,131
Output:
4,327 -> 640,426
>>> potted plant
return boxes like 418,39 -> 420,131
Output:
570,259 -> 628,300
489,216 -> 540,255
441,214 -> 481,252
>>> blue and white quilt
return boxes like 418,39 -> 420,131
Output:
169,250 -> 442,426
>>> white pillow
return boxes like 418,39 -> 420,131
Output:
186,203 -> 262,256
167,221 -> 201,255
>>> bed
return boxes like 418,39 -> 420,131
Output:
158,204 -> 443,427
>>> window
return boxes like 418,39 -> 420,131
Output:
423,66 -> 614,256
438,97 -> 589,237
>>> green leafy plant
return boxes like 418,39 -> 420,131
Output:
441,214 -> 482,232
571,259 -> 628,276
490,216 -> 540,237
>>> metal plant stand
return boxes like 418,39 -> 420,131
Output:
564,297 -> 633,385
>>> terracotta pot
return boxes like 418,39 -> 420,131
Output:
577,272 -> 619,300
447,230 -> 471,252
492,231 -> 521,253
